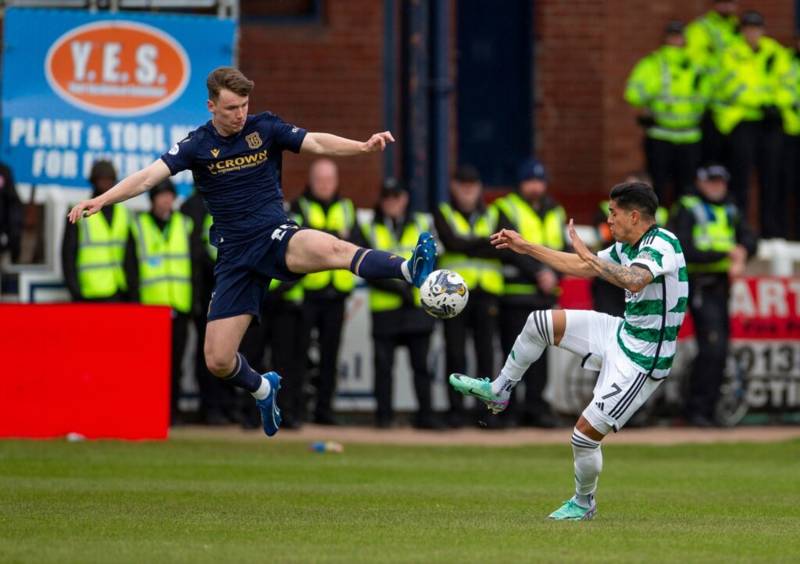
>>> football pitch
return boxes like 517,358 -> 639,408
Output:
1,436 -> 798,563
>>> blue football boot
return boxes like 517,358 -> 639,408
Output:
255,371 -> 282,437
407,232 -> 437,288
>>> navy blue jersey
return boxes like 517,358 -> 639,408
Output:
160,112 -> 307,245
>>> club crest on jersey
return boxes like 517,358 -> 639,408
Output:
246,132 -> 263,149
210,148 -> 220,158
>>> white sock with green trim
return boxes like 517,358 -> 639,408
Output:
572,428 -> 602,508
491,310 -> 551,396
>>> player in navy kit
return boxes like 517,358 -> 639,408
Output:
68,67 -> 437,437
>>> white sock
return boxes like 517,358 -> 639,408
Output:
400,260 -> 412,283
571,428 -> 602,507
251,377 -> 271,401
491,310 -> 552,396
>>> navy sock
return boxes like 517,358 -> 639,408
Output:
222,353 -> 262,393
350,247 -> 405,280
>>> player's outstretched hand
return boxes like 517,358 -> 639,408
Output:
490,228 -> 527,254
568,219 -> 593,262
68,198 -> 103,224
362,131 -> 395,153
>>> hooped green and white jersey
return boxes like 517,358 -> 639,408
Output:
597,226 -> 689,379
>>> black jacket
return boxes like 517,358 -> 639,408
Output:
0,163 -> 23,261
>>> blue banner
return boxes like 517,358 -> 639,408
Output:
1,8 -> 235,193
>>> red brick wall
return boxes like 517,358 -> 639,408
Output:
239,1 -> 386,207
534,0 -> 795,222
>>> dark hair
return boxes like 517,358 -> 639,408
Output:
609,181 -> 658,218
453,164 -> 481,184
89,160 -> 117,185
149,178 -> 177,201
206,67 -> 254,101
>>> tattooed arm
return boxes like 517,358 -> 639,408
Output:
568,219 -> 653,293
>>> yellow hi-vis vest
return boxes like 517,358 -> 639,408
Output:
680,195 -> 736,274
624,45 -> 708,144
778,50 -> 800,136
713,36 -> 791,134
297,196 -> 356,293
202,213 -> 217,261
361,213 -> 429,312
132,212 -> 193,313
438,202 -> 503,295
76,205 -> 131,298
494,193 -> 565,296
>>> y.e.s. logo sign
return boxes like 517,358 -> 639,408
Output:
45,21 -> 190,116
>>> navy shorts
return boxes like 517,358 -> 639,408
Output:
207,221 -> 304,322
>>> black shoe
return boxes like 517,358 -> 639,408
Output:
375,417 -> 393,429
313,412 -> 339,426
204,408 -> 231,426
519,411 -> 560,428
281,417 -> 303,431
479,414 -> 508,430
686,414 -> 716,428
446,411 -> 466,429
412,413 -> 445,430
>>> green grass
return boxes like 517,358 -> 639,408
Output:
1,437 -> 799,563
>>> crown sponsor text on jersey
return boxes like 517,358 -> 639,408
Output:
45,20 -> 190,116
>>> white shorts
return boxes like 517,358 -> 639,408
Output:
557,309 -> 663,434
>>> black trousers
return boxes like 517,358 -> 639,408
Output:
591,278 -> 625,318
647,138 -> 701,208
701,112 -> 726,165
303,297 -> 346,420
170,312 -> 190,418
373,331 -> 433,423
499,302 -> 551,418
726,120 -> 783,237
266,298 -> 308,425
780,133 -> 800,241
444,291 -> 499,417
686,279 -> 730,419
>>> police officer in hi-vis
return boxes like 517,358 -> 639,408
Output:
670,163 -> 757,426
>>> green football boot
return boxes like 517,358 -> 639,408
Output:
448,373 -> 509,414
547,497 -> 597,521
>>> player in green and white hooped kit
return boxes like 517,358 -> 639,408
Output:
450,182 -> 688,520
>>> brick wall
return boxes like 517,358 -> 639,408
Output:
534,0 -> 795,222
239,1 -> 386,207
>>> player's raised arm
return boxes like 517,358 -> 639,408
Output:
300,131 -> 395,156
68,159 -> 172,223
491,228 -> 595,278
567,219 -> 653,292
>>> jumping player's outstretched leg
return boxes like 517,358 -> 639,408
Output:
285,228 -> 436,287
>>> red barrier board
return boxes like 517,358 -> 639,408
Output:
0,304 -> 171,440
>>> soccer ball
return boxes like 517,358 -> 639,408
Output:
419,269 -> 469,319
